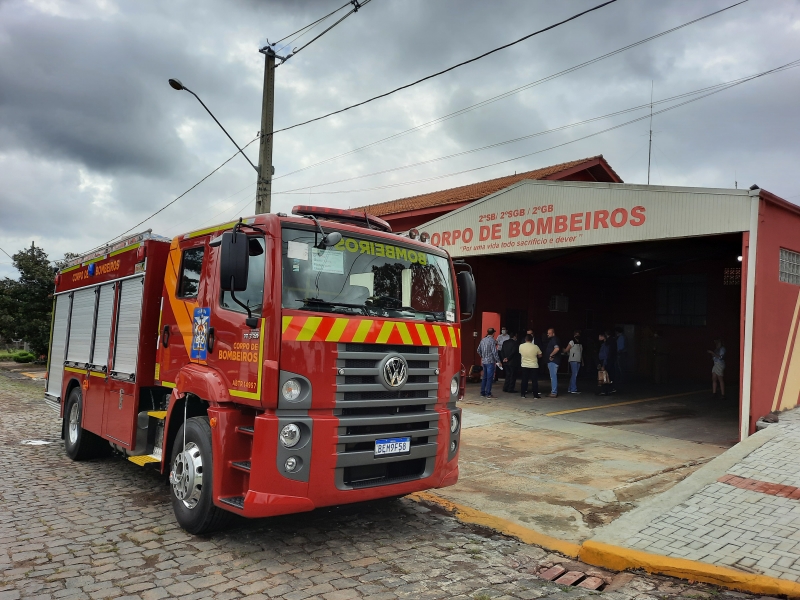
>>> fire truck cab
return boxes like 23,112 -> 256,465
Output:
45,207 -> 476,533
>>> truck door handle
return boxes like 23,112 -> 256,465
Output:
207,327 -> 215,353
162,325 -> 170,348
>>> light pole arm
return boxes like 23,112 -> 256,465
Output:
181,86 -> 260,175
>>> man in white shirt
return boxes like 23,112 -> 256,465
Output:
518,334 -> 543,399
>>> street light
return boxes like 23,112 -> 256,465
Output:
168,78 -> 260,176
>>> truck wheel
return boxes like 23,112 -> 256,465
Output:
169,416 -> 229,534
64,387 -> 104,460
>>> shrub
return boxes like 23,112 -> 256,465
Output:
12,351 -> 35,363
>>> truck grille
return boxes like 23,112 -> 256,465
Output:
335,343 -> 439,490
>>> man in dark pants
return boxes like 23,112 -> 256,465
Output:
501,332 -> 521,393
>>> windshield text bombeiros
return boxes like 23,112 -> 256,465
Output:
334,237 -> 428,265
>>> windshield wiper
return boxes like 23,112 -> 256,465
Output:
296,298 -> 366,315
394,307 -> 441,322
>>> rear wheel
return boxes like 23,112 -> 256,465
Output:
64,387 -> 105,460
169,416 -> 229,534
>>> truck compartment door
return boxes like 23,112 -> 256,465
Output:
91,283 -> 115,370
112,276 -> 144,379
46,293 -> 72,400
66,288 -> 96,366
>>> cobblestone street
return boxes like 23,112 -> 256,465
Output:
0,369 -> 761,600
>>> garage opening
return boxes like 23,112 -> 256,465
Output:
462,233 -> 744,447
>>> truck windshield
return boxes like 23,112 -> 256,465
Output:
282,227 -> 457,322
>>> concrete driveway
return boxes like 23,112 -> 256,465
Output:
437,379 -> 737,544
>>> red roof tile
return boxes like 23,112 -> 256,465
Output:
360,156 -> 620,217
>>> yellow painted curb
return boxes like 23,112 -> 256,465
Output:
580,540 -> 800,597
409,492 -> 800,596
408,491 -> 582,558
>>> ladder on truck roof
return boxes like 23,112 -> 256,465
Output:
59,230 -> 169,271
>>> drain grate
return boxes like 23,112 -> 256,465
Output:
539,565 -> 605,590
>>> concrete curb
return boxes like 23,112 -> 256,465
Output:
411,490 -> 800,596
409,491 -> 582,558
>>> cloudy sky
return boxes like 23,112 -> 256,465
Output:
1,0 -> 799,277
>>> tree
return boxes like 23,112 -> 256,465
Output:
0,243 -> 56,357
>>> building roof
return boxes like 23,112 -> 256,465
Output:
360,156 -> 621,217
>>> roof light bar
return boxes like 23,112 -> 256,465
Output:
291,205 -> 392,233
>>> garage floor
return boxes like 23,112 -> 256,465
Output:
436,376 -> 739,543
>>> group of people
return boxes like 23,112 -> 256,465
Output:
478,326 -> 728,400
477,326 -> 628,399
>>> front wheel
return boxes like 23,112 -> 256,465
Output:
64,387 -> 105,460
169,416 -> 229,534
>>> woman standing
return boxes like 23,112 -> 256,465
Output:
708,339 -> 726,398
564,330 -> 584,394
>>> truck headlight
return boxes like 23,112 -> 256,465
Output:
282,379 -> 301,401
450,413 -> 460,433
450,377 -> 459,395
280,423 -> 301,448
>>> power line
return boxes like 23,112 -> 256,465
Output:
273,1 -> 352,47
0,246 -> 13,260
271,0 -> 750,183
268,0 -> 620,136
286,0 -> 374,60
272,58 -> 800,197
272,73 -> 768,195
104,135 -> 259,245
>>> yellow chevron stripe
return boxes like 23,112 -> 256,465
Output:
431,325 -> 446,346
282,316 -> 292,334
447,327 -> 458,347
395,322 -> 413,345
296,317 -> 323,341
415,324 -> 431,346
376,321 -> 395,344
326,318 -> 349,342
353,320 -> 373,343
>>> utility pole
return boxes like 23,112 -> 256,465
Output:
255,46 -> 277,215
647,81 -> 653,186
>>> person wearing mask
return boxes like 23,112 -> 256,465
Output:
519,334 -> 543,399
477,328 -> 499,398
495,327 -> 510,382
707,339 -> 726,398
501,332 -> 521,393
564,330 -> 584,394
545,328 -> 561,397
597,331 -> 618,396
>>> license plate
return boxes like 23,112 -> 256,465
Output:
374,437 -> 411,457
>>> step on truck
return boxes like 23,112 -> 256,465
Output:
45,206 -> 476,533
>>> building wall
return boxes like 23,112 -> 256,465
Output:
749,196 -> 800,431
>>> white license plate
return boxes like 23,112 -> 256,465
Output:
374,437 -> 411,457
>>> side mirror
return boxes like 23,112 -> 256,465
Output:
456,270 -> 476,321
316,231 -> 342,249
219,231 -> 249,291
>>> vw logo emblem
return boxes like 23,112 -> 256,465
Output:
382,356 -> 408,388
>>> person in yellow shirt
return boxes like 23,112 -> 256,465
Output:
518,334 -> 543,399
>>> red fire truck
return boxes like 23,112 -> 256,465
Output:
45,206 -> 475,533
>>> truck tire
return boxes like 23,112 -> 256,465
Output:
169,416 -> 230,534
64,387 -> 105,461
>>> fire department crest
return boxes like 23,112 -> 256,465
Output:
191,307 -> 210,360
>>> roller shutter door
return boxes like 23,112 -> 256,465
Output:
92,283 -> 115,369
46,294 -> 71,398
66,288 -> 96,365
113,276 -> 144,377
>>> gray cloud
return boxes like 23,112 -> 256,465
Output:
1,0 -> 799,278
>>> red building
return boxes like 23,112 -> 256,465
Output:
360,157 -> 800,440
